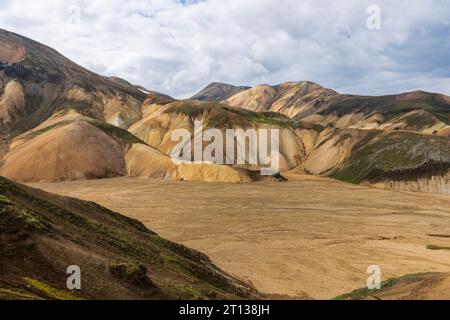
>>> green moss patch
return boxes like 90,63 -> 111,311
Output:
402,111 -> 437,129
0,287 -> 41,300
88,119 -> 147,145
164,100 -> 300,129
25,121 -> 72,138
333,273 -> 425,300
56,100 -> 97,118
0,196 -> 50,235
18,116 -> 145,146
334,132 -> 450,184
23,277 -> 81,300
325,93 -> 450,119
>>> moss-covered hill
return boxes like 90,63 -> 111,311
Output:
333,131 -> 450,184
0,177 -> 257,300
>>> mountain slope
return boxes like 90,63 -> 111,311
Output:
224,81 -> 337,118
222,82 -> 450,135
1,28 -> 450,193
0,29 -> 254,184
0,176 -> 257,300
129,97 -> 321,173
192,82 -> 251,101
0,109 -> 253,183
0,28 -> 145,134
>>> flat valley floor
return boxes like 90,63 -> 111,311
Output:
31,176 -> 450,299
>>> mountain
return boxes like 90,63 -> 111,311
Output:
0,29 -> 253,183
0,108 -> 253,183
214,81 -> 450,193
0,176 -> 256,300
0,28 -> 145,135
223,81 -> 337,118
1,28 -> 450,194
129,96 -> 319,174
222,82 -> 450,131
191,82 -> 251,101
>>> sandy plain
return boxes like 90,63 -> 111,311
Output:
31,175 -> 450,299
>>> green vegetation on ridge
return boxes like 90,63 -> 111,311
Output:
164,100 -> 300,129
334,131 -> 450,184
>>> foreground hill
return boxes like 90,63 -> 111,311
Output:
0,176 -> 256,300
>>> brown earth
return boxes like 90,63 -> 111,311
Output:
31,175 -> 450,299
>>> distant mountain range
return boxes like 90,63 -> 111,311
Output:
1,28 -> 449,194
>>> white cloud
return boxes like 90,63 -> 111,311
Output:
0,0 -> 449,97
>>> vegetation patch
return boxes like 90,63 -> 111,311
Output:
333,273 -> 425,300
334,132 -> 450,184
0,287 -> 41,300
402,111 -> 437,129
56,100 -> 96,118
325,94 -> 450,118
18,115 -> 145,146
0,195 -> 11,205
25,121 -> 72,138
174,285 -> 204,300
433,112 -> 450,125
0,196 -> 50,235
164,100 -> 299,129
88,119 -> 147,145
23,277 -> 81,300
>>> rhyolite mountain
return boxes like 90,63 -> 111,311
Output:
0,29 -> 254,183
1,28 -> 450,194
190,82 -> 450,194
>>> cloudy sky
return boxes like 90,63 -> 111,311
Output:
0,0 -> 449,98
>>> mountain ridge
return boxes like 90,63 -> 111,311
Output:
1,28 -> 450,194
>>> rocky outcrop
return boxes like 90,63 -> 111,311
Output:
0,79 -> 25,130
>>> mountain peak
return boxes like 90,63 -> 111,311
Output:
191,82 -> 251,101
